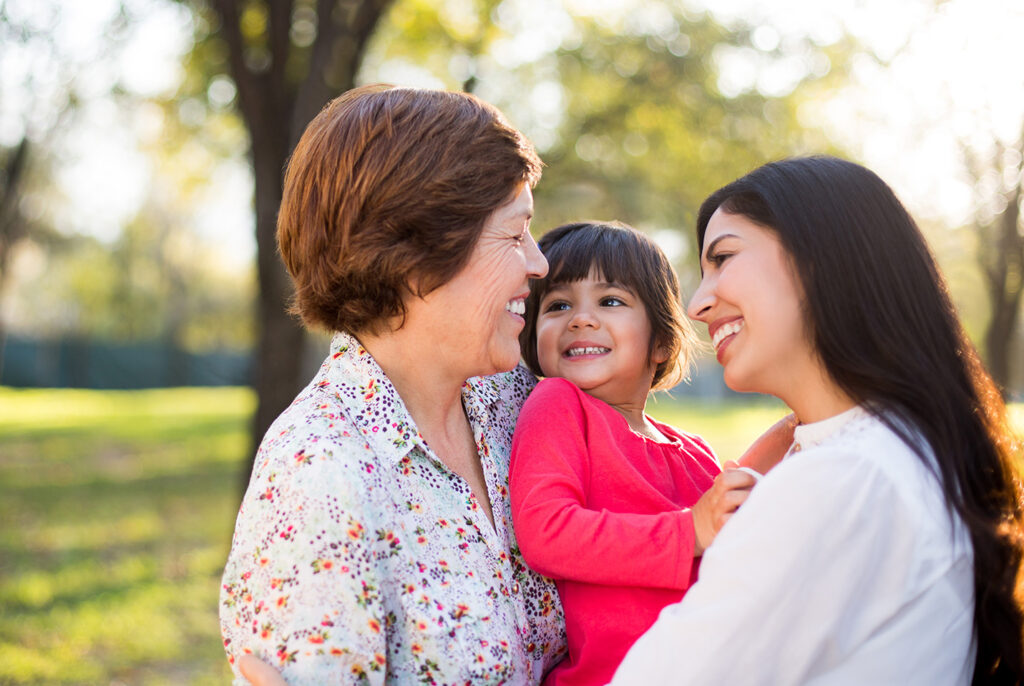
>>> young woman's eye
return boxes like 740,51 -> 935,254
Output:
707,251 -> 733,267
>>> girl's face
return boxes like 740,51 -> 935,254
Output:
535,269 -> 665,409
687,209 -> 820,403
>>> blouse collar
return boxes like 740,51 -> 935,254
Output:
789,405 -> 870,455
323,331 -> 500,466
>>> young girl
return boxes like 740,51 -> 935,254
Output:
612,156 -> 1024,685
509,221 -> 763,686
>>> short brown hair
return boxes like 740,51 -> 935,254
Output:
520,221 -> 699,390
277,84 -> 543,334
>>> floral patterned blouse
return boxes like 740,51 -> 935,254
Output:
220,332 -> 567,685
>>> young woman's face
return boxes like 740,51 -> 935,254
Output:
687,208 -> 817,400
535,269 -> 664,409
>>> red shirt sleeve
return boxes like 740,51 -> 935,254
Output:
510,378 -> 699,590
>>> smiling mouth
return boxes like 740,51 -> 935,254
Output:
712,320 -> 744,350
505,299 -> 526,316
564,346 -> 611,358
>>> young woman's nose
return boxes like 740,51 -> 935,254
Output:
687,275 -> 714,321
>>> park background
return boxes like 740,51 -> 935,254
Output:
1,0 -> 1023,683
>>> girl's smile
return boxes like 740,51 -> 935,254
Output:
536,269 -> 664,413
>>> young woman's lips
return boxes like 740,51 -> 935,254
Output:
710,318 -> 744,363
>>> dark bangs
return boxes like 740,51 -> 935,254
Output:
520,221 -> 698,390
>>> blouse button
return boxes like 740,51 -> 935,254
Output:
511,581 -> 520,594
791,443 -> 802,453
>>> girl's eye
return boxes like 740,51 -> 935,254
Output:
600,296 -> 625,307
543,300 -> 570,313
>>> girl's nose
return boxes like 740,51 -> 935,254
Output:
568,308 -> 599,330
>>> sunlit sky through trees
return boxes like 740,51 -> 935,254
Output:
2,0 -> 1023,269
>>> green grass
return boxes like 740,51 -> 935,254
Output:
0,386 -> 1019,684
0,387 -> 253,685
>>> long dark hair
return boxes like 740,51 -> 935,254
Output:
696,156 -> 1024,684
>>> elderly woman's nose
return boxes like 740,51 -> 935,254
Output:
526,232 -> 548,279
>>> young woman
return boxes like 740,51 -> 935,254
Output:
611,156 -> 1024,685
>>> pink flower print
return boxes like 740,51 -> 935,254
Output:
347,520 -> 364,541
364,379 -> 377,401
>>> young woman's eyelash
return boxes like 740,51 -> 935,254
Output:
707,251 -> 732,266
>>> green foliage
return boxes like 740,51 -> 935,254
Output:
361,0 -> 853,291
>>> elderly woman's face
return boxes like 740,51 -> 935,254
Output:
414,184 -> 548,377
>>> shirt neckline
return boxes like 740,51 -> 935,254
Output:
790,405 -> 869,453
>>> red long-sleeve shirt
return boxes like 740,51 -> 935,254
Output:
510,377 -> 720,686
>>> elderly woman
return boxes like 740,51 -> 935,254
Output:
219,84 -> 566,684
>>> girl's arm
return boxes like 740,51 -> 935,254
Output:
509,380 -> 752,589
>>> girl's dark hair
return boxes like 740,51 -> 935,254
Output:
697,155 -> 1024,684
519,221 -> 699,391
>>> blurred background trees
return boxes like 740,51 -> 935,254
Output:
1,0 -> 1022,453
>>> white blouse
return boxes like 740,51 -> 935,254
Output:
611,406 -> 975,686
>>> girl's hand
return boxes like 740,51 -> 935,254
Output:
238,655 -> 288,686
691,469 -> 758,556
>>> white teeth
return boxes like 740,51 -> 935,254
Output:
565,346 -> 610,357
505,299 -> 525,316
712,320 -> 744,349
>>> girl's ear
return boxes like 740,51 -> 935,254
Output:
651,342 -> 670,366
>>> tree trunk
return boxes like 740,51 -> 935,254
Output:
208,0 -> 395,490
981,182 -> 1023,395
0,137 -> 31,379
249,136 -> 307,462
